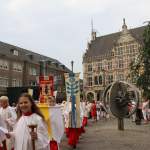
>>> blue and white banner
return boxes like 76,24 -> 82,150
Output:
64,73 -> 80,128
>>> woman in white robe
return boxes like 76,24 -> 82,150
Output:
6,93 -> 50,150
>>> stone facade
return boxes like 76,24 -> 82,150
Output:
83,19 -> 145,101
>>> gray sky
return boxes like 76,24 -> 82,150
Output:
0,0 -> 150,78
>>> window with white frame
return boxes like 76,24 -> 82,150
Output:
29,81 -> 37,86
87,64 -> 92,72
87,77 -> 92,86
94,76 -> 98,85
29,67 -> 37,75
0,77 -> 9,87
108,75 -> 113,84
12,79 -> 22,87
117,74 -> 124,81
13,50 -> 19,56
99,75 -> 103,85
117,59 -> 124,69
108,61 -> 112,70
54,75 -> 62,85
0,59 -> 9,70
13,62 -> 23,72
56,74 -> 62,80
97,63 -> 103,71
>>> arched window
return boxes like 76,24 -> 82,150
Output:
94,76 -> 98,85
99,75 -> 103,85
108,75 -> 113,84
87,92 -> 94,101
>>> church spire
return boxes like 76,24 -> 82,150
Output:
91,19 -> 94,33
91,19 -> 96,41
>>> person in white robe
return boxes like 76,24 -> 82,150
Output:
63,98 -> 84,148
0,96 -> 17,150
0,115 -> 7,149
82,101 -> 89,126
142,98 -> 149,124
48,96 -> 64,149
6,93 -> 50,150
63,101 -> 72,129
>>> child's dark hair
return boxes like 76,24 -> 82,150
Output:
17,93 -> 45,120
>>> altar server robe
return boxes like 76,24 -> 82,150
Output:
11,113 -> 50,150
0,106 -> 17,150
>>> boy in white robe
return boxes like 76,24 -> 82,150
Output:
0,96 -> 17,150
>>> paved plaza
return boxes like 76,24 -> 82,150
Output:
61,118 -> 150,150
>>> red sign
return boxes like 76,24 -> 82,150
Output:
39,76 -> 54,103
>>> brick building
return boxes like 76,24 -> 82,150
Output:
83,19 -> 145,101
0,41 -> 71,96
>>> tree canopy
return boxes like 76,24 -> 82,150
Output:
130,23 -> 150,98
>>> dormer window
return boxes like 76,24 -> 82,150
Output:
29,55 -> 33,60
55,63 -> 58,67
26,54 -> 34,60
13,50 -> 18,56
10,49 -> 19,56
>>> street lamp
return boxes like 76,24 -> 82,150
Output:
102,69 -> 106,90
71,60 -> 74,72
39,59 -> 52,76
39,60 -> 46,76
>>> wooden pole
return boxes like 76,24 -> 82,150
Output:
118,118 -> 124,130
28,124 -> 37,150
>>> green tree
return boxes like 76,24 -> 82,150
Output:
130,23 -> 150,98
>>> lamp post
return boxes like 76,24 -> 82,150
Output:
102,69 -> 106,90
39,60 -> 50,76
71,60 -> 74,72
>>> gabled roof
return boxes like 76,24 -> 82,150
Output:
84,26 -> 145,57
0,41 -> 71,72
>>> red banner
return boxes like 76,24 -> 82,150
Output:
39,76 -> 54,103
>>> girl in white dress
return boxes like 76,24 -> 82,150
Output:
6,93 -> 50,150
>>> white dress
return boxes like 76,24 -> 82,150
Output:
12,113 -> 50,150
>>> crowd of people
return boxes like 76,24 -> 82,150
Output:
0,93 -> 110,150
0,94 -> 64,150
0,94 -> 150,150
134,97 -> 150,125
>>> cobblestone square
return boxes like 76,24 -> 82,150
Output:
61,119 -> 150,150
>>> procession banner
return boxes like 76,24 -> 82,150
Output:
64,73 -> 80,128
39,76 -> 54,103
38,75 -> 54,138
